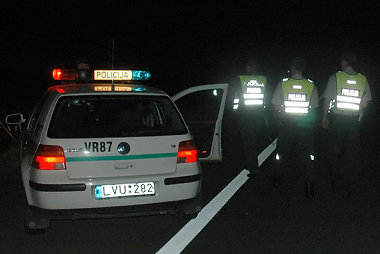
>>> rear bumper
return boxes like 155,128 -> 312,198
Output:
29,173 -> 201,192
28,194 -> 202,220
27,173 -> 201,209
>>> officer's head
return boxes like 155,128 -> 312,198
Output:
245,58 -> 258,74
340,51 -> 357,69
290,57 -> 306,74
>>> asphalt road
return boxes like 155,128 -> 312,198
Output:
1,113 -> 379,254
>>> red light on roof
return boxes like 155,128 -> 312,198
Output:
52,69 -> 77,80
52,69 -> 62,80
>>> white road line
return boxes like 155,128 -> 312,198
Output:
258,138 -> 277,167
156,138 -> 277,254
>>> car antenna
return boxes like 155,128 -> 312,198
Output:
111,39 -> 115,91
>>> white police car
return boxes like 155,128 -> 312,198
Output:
6,68 -> 228,232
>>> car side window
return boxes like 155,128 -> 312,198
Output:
27,92 -> 50,137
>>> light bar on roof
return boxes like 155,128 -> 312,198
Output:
94,70 -> 151,81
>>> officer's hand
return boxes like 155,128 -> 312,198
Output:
322,118 -> 329,129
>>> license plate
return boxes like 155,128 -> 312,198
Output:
95,182 -> 155,199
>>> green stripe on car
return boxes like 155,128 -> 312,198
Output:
66,153 -> 177,162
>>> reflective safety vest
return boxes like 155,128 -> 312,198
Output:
234,75 -> 266,110
281,78 -> 314,114
335,71 -> 367,112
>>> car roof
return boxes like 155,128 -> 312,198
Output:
48,83 -> 168,96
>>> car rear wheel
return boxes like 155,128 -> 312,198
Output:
24,221 -> 48,235
24,206 -> 50,234
175,194 -> 202,220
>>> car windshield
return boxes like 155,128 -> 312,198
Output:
48,95 -> 187,138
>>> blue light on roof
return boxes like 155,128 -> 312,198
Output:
133,87 -> 146,92
132,70 -> 151,80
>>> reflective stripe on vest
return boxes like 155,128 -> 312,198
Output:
281,78 -> 314,114
335,71 -> 366,112
233,92 -> 239,111
239,75 -> 266,106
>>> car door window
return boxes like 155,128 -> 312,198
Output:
28,92 -> 49,136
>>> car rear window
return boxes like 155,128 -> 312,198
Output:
47,95 -> 187,138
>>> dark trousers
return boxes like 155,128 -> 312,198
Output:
274,121 -> 315,182
238,109 -> 266,173
328,114 -> 360,192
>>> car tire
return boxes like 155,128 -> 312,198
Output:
176,193 -> 202,220
24,206 -> 50,234
24,221 -> 48,235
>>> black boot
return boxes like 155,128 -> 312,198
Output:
305,182 -> 315,199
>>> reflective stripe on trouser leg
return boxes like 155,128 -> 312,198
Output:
273,152 -> 283,179
274,124 -> 292,179
301,154 -> 315,182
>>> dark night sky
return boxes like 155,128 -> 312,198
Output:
2,1 -> 380,112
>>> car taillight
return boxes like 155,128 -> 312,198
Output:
177,140 -> 198,163
32,145 -> 66,170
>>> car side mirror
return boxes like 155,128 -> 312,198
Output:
6,113 -> 25,124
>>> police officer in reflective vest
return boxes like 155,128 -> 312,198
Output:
233,58 -> 267,177
271,57 -> 319,199
232,60 -> 267,112
322,52 -> 372,199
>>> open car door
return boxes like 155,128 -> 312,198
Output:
172,83 -> 228,162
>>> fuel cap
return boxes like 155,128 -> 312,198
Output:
117,142 -> 130,155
